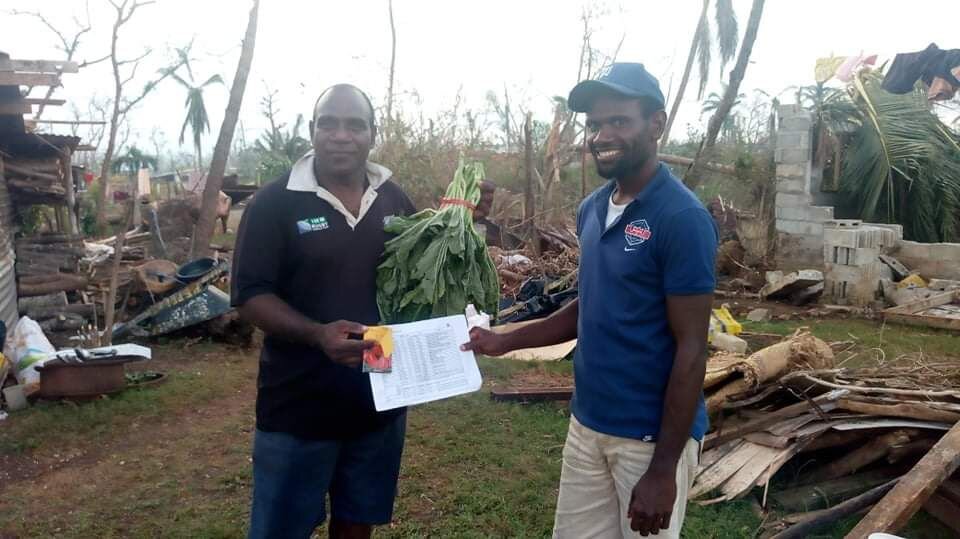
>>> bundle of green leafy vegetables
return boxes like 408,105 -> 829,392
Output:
376,159 -> 500,324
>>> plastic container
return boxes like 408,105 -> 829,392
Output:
2,384 -> 28,411
176,257 -> 217,284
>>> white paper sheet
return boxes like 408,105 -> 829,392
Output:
369,315 -> 482,411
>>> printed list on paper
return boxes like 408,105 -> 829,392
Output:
369,314 -> 482,411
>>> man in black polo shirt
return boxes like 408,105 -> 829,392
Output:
232,84 -> 491,539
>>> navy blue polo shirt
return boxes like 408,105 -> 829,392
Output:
573,163 -> 718,442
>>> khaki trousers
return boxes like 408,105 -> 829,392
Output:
553,416 -> 699,539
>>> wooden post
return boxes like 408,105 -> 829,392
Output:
59,148 -> 78,234
523,112 -> 540,255
102,200 -> 135,345
846,421 -> 960,538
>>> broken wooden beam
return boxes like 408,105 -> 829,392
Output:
0,72 -> 59,86
3,162 -> 60,182
845,421 -> 960,538
658,153 -> 737,175
30,119 -> 105,125
0,59 -> 79,73
490,386 -> 574,402
838,398 -> 960,424
0,103 -> 31,115
704,389 -> 846,451
807,430 -> 913,483
771,468 -> 902,513
773,479 -> 898,539
23,303 -> 97,321
20,97 -> 66,106
18,275 -> 88,297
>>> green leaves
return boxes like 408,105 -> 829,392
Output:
826,72 -> 960,242
377,158 -> 500,324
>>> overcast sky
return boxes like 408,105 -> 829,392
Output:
3,0 -> 958,160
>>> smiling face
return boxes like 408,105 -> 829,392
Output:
585,93 -> 665,180
311,86 -> 376,178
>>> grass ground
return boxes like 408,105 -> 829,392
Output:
0,318 -> 956,538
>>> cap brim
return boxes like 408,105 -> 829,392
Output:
568,80 -> 651,113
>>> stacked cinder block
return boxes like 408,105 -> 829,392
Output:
774,105 -> 835,270
823,220 -> 902,305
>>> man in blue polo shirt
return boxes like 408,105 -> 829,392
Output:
464,63 -> 717,538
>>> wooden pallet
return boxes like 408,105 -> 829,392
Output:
884,290 -> 960,332
490,386 -> 573,402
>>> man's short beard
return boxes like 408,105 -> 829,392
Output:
593,148 -> 654,180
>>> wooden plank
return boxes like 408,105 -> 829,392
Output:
885,290 -> 960,315
3,162 -> 60,182
0,103 -> 31,114
704,389 -> 846,450
690,442 -> 766,499
0,72 -> 59,86
774,480 -> 899,539
885,312 -> 960,332
809,430 -> 912,483
31,119 -> 105,125
720,444 -> 787,500
76,144 -> 96,151
923,493 -> 960,535
845,421 -> 960,538
21,97 -> 65,106
3,59 -> 79,74
772,469 -> 902,513
489,386 -> 573,402
838,398 -> 960,423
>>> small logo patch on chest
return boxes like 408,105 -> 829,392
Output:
624,219 -> 652,250
297,216 -> 329,234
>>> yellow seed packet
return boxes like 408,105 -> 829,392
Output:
363,326 -> 394,373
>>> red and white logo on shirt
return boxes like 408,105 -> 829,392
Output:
624,219 -> 652,247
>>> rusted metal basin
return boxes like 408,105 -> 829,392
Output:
35,357 -> 134,399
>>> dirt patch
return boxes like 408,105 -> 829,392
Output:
0,343 -> 257,498
505,368 -> 573,388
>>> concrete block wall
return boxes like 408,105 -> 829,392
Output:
774,105 -> 835,270
893,240 -> 960,280
822,220 -> 901,305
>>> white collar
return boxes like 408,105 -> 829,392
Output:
286,150 -> 393,192
286,150 -> 394,229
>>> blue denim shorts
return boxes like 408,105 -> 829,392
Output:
248,412 -> 406,539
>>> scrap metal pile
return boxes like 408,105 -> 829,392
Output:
698,330 -> 960,537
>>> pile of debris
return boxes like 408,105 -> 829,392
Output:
489,246 -> 579,325
697,331 -> 960,537
14,234 -> 93,347
3,157 -> 68,203
490,246 -> 578,298
876,256 -> 960,332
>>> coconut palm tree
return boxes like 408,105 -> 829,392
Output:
111,146 -> 158,177
661,0 -> 739,146
700,82 -> 745,118
254,112 -> 311,181
171,71 -> 223,169
824,72 -> 960,242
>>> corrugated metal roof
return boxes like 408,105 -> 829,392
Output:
0,132 -> 81,159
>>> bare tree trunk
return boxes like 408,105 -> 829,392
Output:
95,6 -> 126,231
385,0 -> 397,140
194,0 -> 259,257
686,0 -> 766,190
661,0 -> 709,147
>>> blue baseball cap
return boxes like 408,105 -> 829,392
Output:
568,62 -> 666,113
